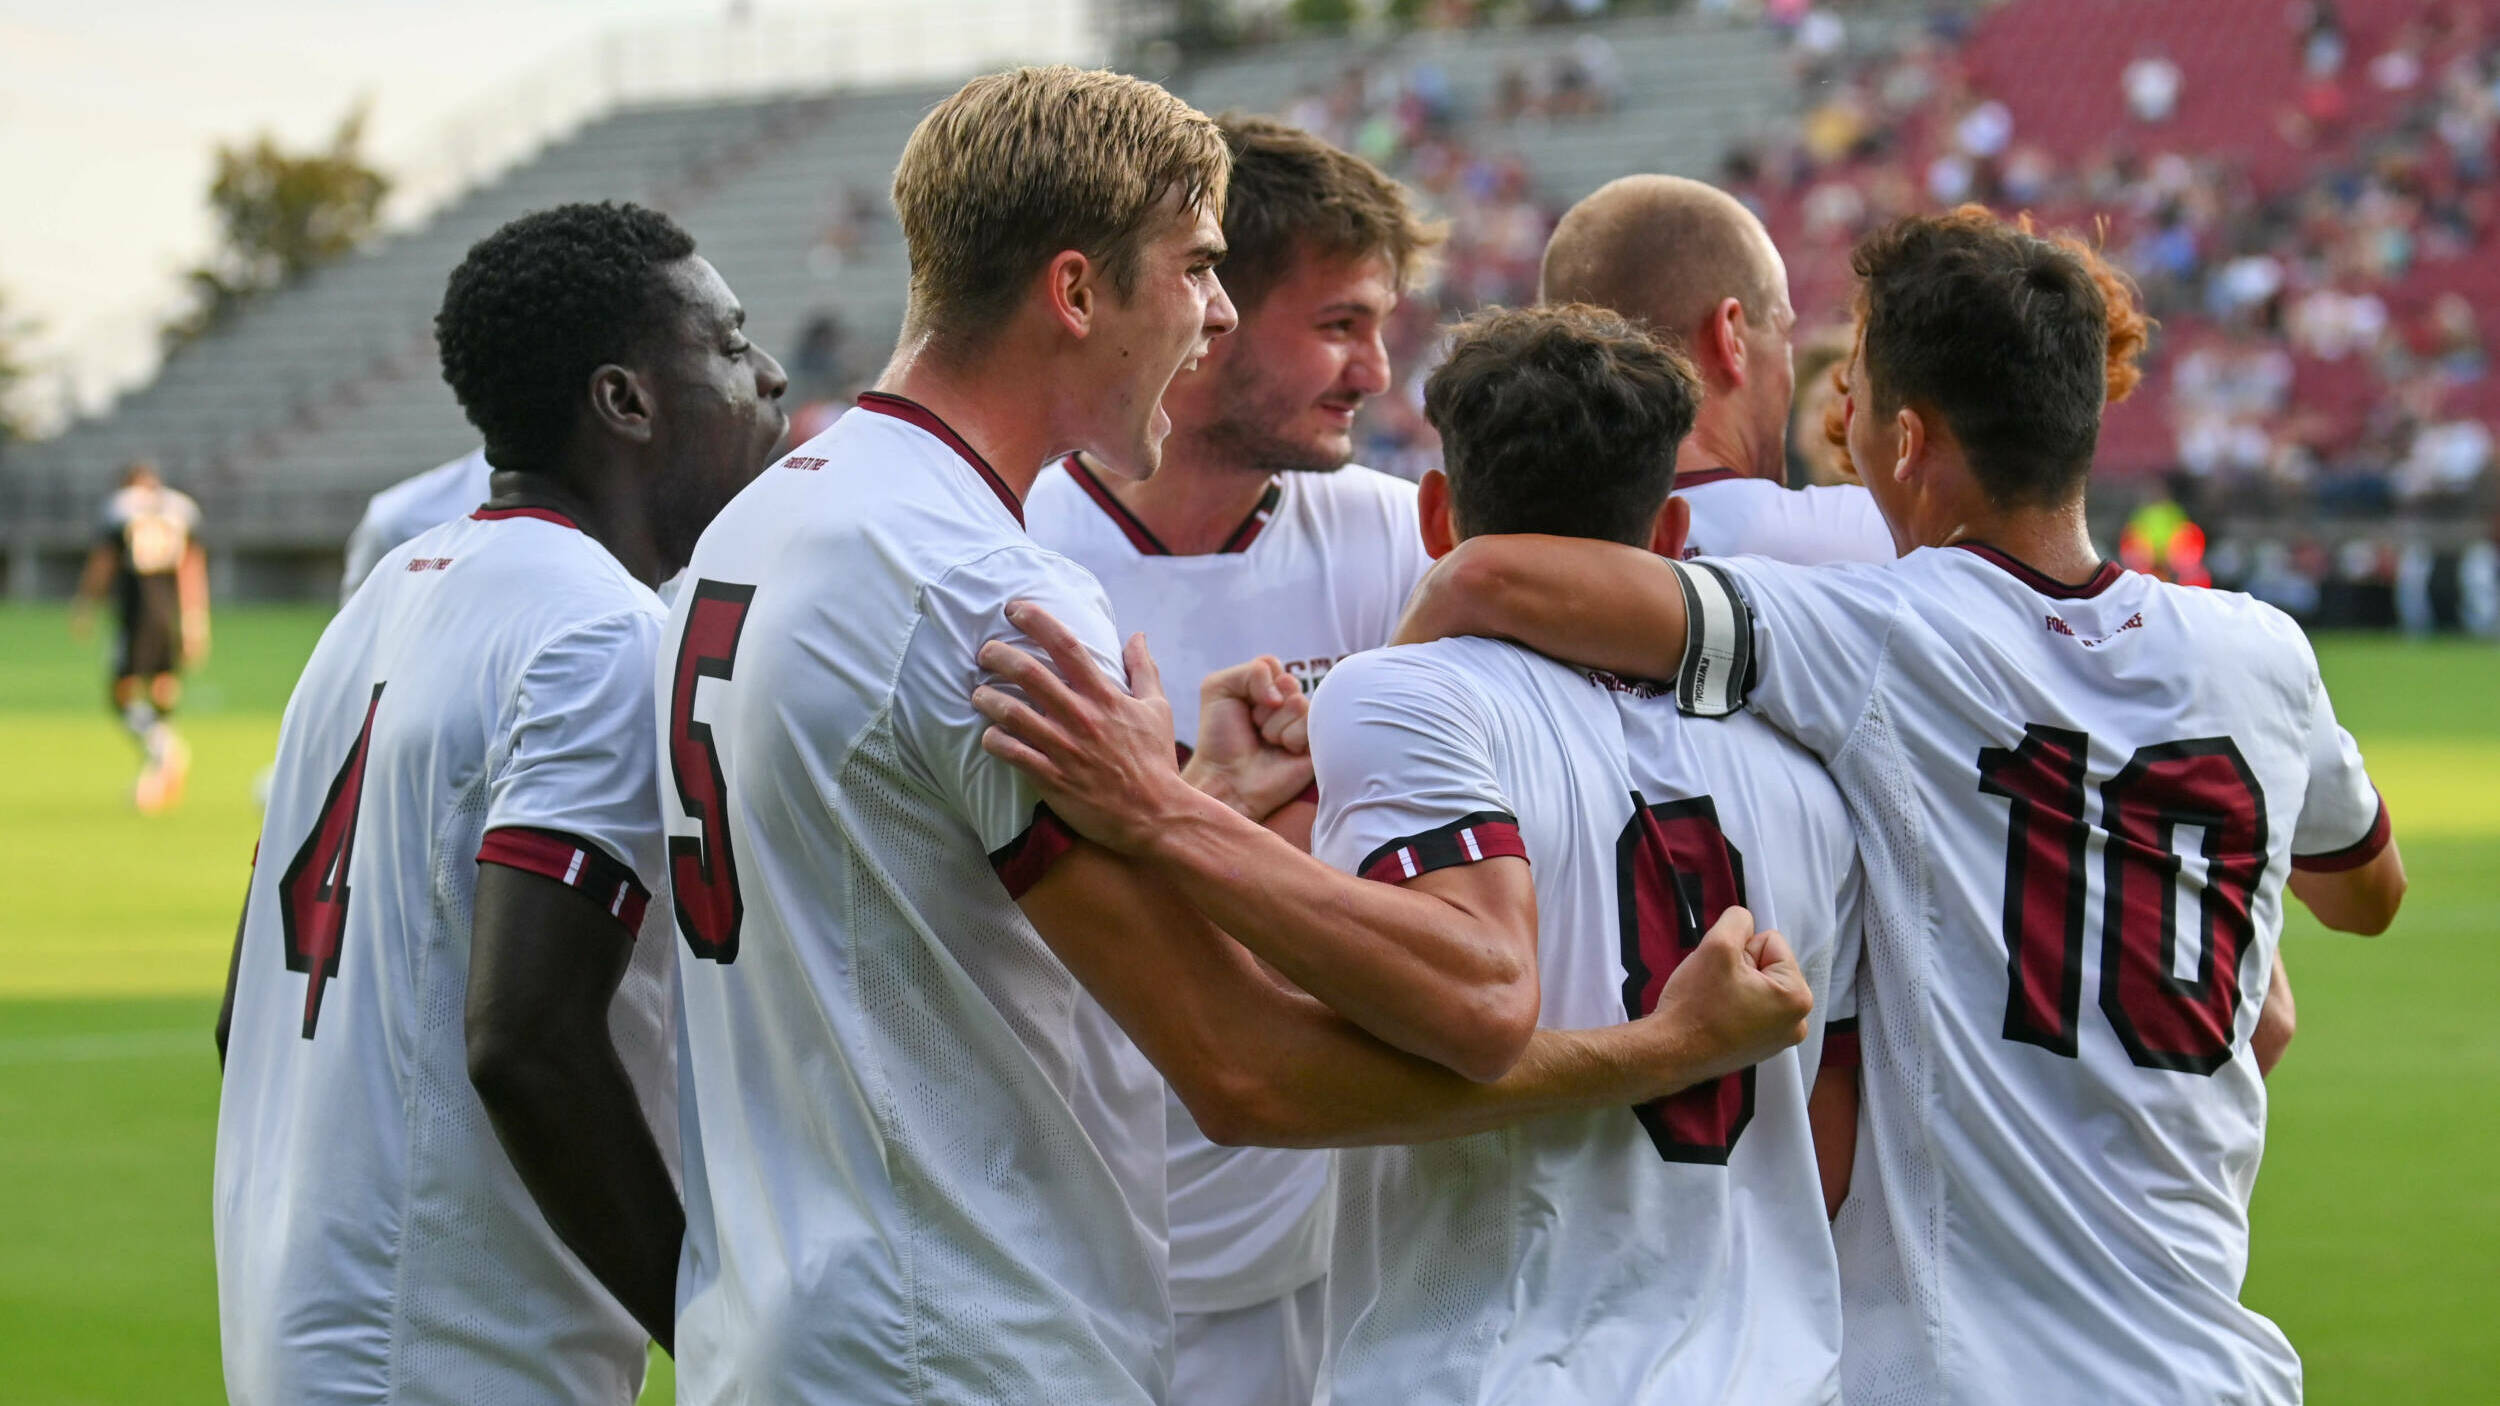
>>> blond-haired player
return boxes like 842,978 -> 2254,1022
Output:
662,68 -> 1813,1405
1024,114 -> 1438,1406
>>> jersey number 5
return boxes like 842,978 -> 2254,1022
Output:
278,682 -> 384,1039
668,581 -> 756,962
1980,725 -> 2268,1074
1617,795 -> 1753,1164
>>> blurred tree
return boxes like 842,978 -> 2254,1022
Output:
163,104 -> 392,349
0,284 -> 38,444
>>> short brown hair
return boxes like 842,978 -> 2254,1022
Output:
1212,114 -> 1443,313
892,67 -> 1229,347
1849,206 -> 2108,509
1425,304 -> 1703,548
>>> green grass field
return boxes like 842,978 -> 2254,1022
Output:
1,605 -> 2493,1402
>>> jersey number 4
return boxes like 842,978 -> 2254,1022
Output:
1981,725 -> 2268,1075
278,682 -> 384,1039
1616,796 -> 1753,1164
667,581 -> 756,963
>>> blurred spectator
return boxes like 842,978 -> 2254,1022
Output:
2124,50 -> 2183,124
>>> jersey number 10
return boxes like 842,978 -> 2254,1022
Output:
1980,725 -> 2267,1075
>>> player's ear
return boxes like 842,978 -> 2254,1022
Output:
1045,249 -> 1095,340
1649,493 -> 1691,560
588,364 -> 655,445
1418,469 -> 1458,558
1711,297 -> 1747,389
1892,403 -> 1926,485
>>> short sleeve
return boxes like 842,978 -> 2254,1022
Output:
1819,865 -> 1869,1070
479,608 -> 668,932
901,546 -> 1129,898
2290,667 -> 2390,870
1310,647 -> 1528,884
1667,556 -> 1900,761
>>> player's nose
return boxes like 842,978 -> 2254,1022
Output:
1346,330 -> 1391,397
1204,276 -> 1239,341
752,343 -> 791,401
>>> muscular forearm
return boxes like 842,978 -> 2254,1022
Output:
471,1032 -> 683,1351
1212,989 -> 1727,1149
1393,535 -> 1689,679
1140,787 -> 1535,1083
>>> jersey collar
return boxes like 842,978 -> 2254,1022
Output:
1063,453 -> 1282,556
856,391 -> 1025,525
1952,541 -> 2124,599
1673,466 -> 1744,489
469,506 -> 580,529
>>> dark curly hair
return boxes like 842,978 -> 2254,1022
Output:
435,202 -> 698,474
1425,304 -> 1702,549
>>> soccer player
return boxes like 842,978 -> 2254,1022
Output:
662,67 -> 1811,1405
1539,175 -> 1892,565
339,446 -> 496,603
1398,208 -> 2405,1405
214,202 -> 790,1405
1297,303 -> 1866,1401
70,459 -> 208,812
1022,114 -> 1437,1405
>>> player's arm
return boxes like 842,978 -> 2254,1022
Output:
978,609 -> 1541,1081
2253,952 -> 2296,1077
465,863 -> 682,1354
178,539 -> 211,666
2287,668 -> 2407,937
2288,843 -> 2405,936
67,541 -> 116,637
1019,848 -> 1811,1147
1392,534 -> 1689,679
1808,1064 -> 1858,1219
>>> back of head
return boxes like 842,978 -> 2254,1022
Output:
892,67 -> 1229,350
436,202 -> 696,475
1539,175 -> 1779,346
122,459 -> 162,490
1851,208 -> 2108,509
1424,304 -> 1701,547
1211,114 -> 1442,313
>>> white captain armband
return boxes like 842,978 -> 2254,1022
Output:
1667,559 -> 1754,718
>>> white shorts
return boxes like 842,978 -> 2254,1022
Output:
1172,1277 -> 1327,1406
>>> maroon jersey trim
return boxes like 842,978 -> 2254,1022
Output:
1673,466 -> 1745,490
989,804 -> 1081,899
1063,454 -> 1280,556
1357,811 -> 1528,884
477,826 -> 652,932
469,506 -> 580,529
1952,542 -> 2125,599
856,391 -> 1025,525
1820,1016 -> 1862,1069
2291,793 -> 2392,872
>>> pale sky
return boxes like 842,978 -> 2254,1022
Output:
0,0 -> 794,426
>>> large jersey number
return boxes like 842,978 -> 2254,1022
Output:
1617,796 -> 1754,1164
668,581 -> 756,962
278,682 -> 384,1038
1980,726 -> 2268,1074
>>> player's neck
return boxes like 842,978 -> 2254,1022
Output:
483,468 -> 671,586
874,352 -> 1053,506
1675,412 -> 1767,484
1096,447 -> 1275,556
1939,496 -> 2101,585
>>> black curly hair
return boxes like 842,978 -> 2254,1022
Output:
435,202 -> 699,474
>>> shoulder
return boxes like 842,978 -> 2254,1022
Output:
1318,637 -> 1550,722
1298,463 -> 1420,523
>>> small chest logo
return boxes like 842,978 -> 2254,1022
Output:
784,456 -> 828,472
405,556 -> 455,573
2045,612 -> 2143,647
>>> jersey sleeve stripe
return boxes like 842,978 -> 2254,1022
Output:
1820,1016 -> 1862,1069
989,804 -> 1081,899
476,826 -> 652,932
1668,560 -> 1752,718
1356,810 -> 1527,885
2291,792 -> 2393,872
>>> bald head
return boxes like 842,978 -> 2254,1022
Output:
1539,175 -> 1784,352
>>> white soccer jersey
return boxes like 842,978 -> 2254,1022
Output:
1665,542 -> 2389,1406
216,506 -> 677,1406
1309,638 -> 1863,1405
1674,468 -> 1894,565
103,482 -> 202,575
1027,454 -> 1430,1315
663,395 -> 1168,1405
341,448 -> 498,603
